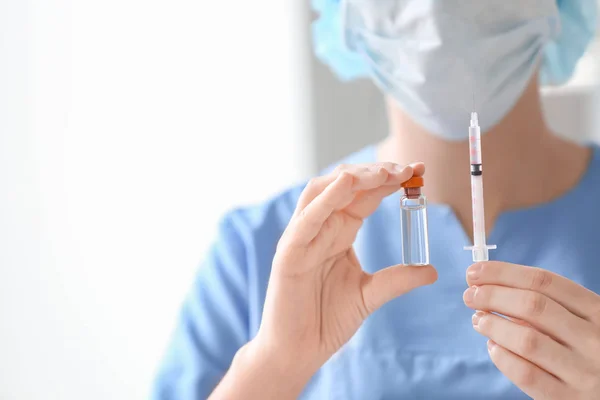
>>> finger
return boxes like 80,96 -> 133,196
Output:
290,164 -> 414,246
409,161 -> 425,177
314,181 -> 410,254
487,340 -> 566,400
506,316 -> 533,328
290,167 -> 393,246
312,212 -> 363,257
472,311 -> 581,385
348,163 -> 413,189
287,172 -> 354,247
344,183 -> 403,219
294,163 -> 413,215
466,262 -> 600,322
463,285 -> 591,346
362,265 -> 438,313
342,162 -> 423,219
348,165 -> 389,192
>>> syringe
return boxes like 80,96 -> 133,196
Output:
464,112 -> 496,262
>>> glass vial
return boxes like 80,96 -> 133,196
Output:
400,176 -> 430,266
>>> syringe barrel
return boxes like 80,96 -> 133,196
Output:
465,112 -> 496,262
470,175 -> 486,247
469,125 -> 482,165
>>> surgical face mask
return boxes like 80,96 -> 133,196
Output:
339,0 -> 561,140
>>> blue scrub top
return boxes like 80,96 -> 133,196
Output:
152,145 -> 600,400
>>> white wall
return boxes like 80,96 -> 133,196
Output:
541,39 -> 600,143
0,1 -> 313,399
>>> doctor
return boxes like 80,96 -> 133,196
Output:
153,1 -> 600,399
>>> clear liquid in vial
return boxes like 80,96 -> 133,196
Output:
400,195 -> 430,266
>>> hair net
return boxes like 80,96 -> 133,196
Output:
311,0 -> 598,85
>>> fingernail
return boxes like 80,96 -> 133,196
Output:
463,286 -> 478,303
487,340 -> 496,352
472,311 -> 484,326
467,264 -> 483,281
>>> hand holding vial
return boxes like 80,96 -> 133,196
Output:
210,163 -> 437,400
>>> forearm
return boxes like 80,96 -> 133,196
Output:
209,340 -> 315,400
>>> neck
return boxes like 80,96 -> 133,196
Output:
378,76 -> 591,237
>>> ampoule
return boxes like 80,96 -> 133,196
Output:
400,176 -> 430,265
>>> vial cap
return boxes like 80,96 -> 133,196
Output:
401,176 -> 424,188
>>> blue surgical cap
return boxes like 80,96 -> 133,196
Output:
312,0 -> 598,85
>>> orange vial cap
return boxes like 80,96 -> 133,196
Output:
401,176 -> 424,188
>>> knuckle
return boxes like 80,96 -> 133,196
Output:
583,327 -> 600,355
334,163 -> 349,174
375,166 -> 388,176
593,327 -> 600,349
518,329 -> 540,357
477,314 -> 492,333
589,304 -> 600,326
530,268 -> 553,292
379,162 -> 396,171
275,230 -> 300,256
297,209 -> 319,229
578,369 -> 598,392
517,364 -> 538,387
523,293 -> 547,318
298,208 -> 309,221
345,213 -> 364,230
338,171 -> 353,182
305,177 -> 323,192
323,212 -> 342,233
475,285 -> 492,305
319,217 -> 333,235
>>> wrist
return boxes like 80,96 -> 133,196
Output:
211,332 -> 322,399
235,336 -> 317,397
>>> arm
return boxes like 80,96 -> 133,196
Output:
154,163 -> 437,399
209,339 -> 314,400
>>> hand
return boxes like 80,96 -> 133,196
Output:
464,261 -> 600,399
254,163 -> 437,385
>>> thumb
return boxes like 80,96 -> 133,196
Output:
362,265 -> 438,313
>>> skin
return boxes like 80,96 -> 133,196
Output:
210,72 -> 596,399
211,163 -> 438,399
464,262 -> 600,399
379,74 -> 591,239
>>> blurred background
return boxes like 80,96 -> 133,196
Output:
1,1 -> 599,399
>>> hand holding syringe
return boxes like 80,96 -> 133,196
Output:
464,112 -> 496,262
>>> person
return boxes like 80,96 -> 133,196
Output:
152,1 -> 600,399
